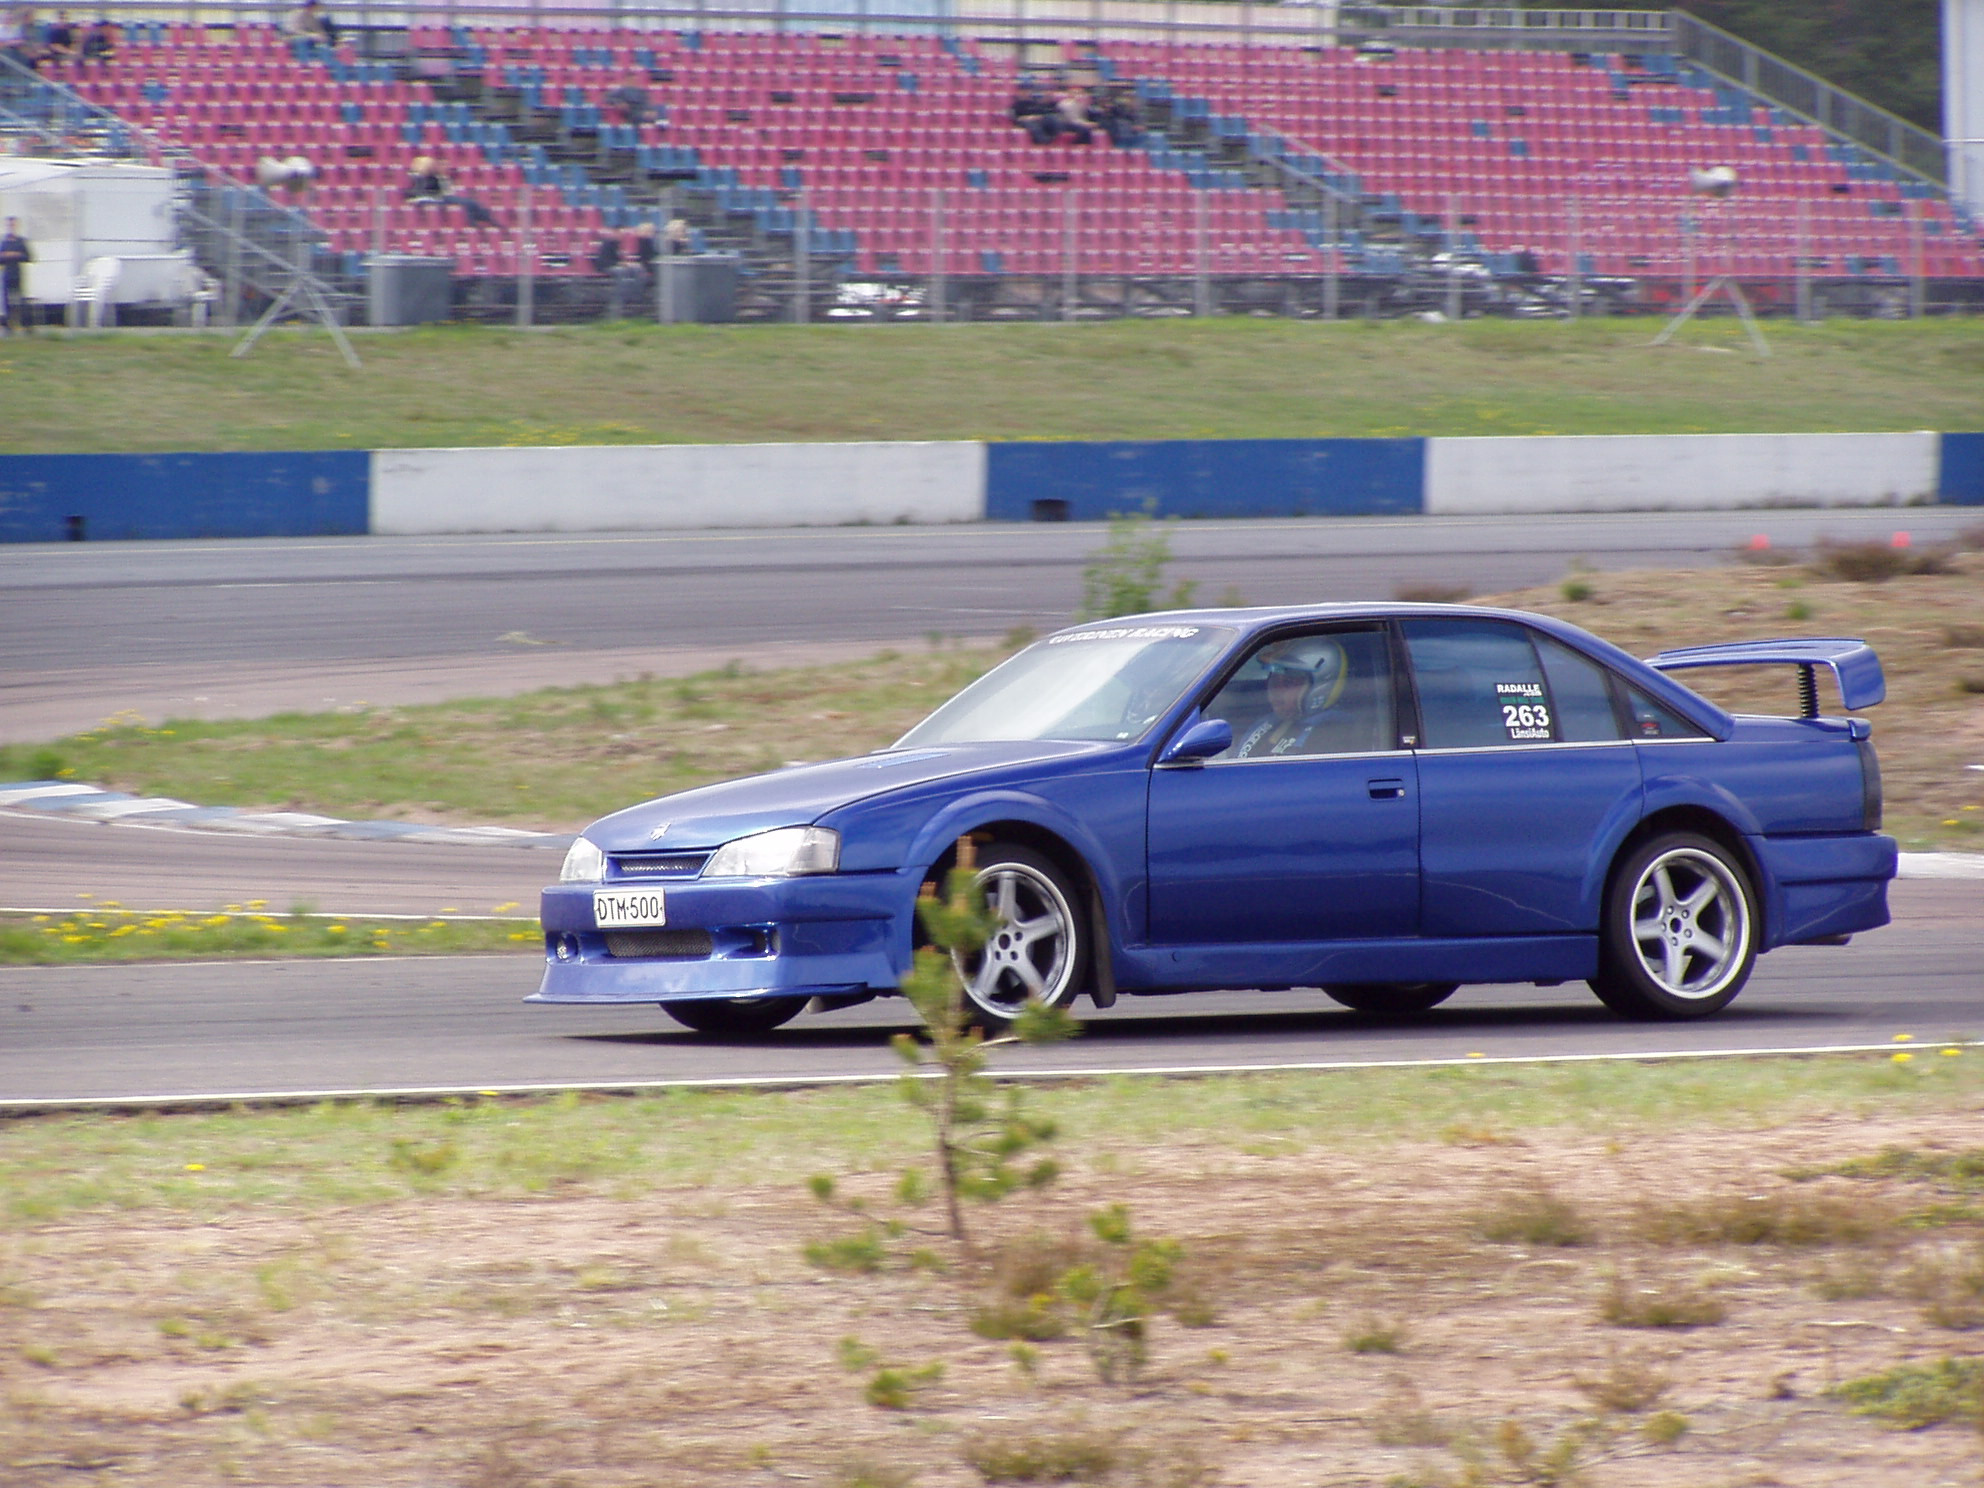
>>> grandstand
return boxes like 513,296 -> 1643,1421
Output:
3,4 -> 1979,323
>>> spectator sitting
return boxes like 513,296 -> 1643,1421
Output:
1093,87 -> 1140,147
285,0 -> 334,45
3,7 -> 47,70
590,233 -> 622,275
1054,87 -> 1101,146
78,13 -> 112,59
42,9 -> 74,59
1011,78 -> 1057,146
605,70 -> 652,127
662,216 -> 693,255
255,151 -> 317,199
631,221 -> 659,273
406,155 -> 497,227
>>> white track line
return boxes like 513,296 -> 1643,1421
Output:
2,1040 -> 1976,1114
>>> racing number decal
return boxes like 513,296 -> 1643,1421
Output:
1496,681 -> 1554,741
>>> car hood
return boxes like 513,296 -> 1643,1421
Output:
583,740 -> 1113,852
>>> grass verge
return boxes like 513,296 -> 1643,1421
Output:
0,902 -> 535,965
1,318 -> 1982,454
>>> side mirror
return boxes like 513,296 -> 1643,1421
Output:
1157,717 -> 1232,766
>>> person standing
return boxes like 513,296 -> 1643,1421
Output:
0,217 -> 32,335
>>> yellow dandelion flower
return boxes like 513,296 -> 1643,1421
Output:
1942,1048 -> 1963,1058
327,925 -> 347,935
184,1163 -> 205,1172
247,899 -> 267,910
1893,1034 -> 1915,1043
100,900 -> 121,909
201,915 -> 229,929
1893,1052 -> 1914,1064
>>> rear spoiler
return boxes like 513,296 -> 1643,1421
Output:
1645,638 -> 1885,717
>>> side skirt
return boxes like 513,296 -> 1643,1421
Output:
1112,935 -> 1597,994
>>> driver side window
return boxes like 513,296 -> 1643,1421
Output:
1203,627 -> 1398,759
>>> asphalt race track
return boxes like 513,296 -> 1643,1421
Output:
7,508 -> 1979,739
1,876 -> 1977,1108
3,512 -> 1979,1106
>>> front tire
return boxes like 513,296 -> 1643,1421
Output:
662,996 -> 806,1036
1589,832 -> 1757,1020
1322,982 -> 1460,1015
954,843 -> 1088,1028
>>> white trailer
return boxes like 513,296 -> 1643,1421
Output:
0,157 -> 192,312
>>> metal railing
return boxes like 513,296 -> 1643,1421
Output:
1338,5 -> 1673,50
1672,12 -> 1947,187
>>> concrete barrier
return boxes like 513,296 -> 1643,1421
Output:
370,441 -> 985,535
1425,432 -> 1941,516
985,438 -> 1424,522
0,452 -> 368,543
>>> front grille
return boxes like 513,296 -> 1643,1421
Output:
604,929 -> 715,961
611,852 -> 711,879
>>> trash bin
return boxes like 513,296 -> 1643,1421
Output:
366,255 -> 454,326
657,254 -> 738,323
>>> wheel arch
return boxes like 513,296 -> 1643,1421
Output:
919,818 -> 1115,1007
1610,805 -> 1772,947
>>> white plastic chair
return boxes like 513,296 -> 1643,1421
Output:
69,255 -> 121,329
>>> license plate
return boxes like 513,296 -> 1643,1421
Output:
593,888 -> 667,928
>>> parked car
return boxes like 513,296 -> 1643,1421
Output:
534,605 -> 1894,1034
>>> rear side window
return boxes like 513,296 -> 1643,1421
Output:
1535,635 -> 1624,742
1402,618 -> 1557,748
1626,686 -> 1709,740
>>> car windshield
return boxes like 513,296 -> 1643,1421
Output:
895,624 -> 1235,746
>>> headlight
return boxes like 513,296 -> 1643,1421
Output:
559,837 -> 607,883
702,826 -> 840,878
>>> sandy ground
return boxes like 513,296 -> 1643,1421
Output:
3,1109 -> 1981,1487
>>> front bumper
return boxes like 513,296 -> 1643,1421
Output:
530,871 -> 907,1004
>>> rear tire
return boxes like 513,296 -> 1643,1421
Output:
1322,982 -> 1460,1015
662,997 -> 806,1036
1589,831 -> 1757,1021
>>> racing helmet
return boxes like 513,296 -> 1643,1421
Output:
1260,639 -> 1349,715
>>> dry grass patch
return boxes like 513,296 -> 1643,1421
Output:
1632,1186 -> 1893,1248
2,1073 -> 1983,1485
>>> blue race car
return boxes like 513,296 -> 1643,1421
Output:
534,605 -> 1895,1034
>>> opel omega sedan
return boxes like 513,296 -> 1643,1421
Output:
533,605 -> 1895,1034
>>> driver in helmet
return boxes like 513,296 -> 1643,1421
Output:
1234,639 -> 1350,758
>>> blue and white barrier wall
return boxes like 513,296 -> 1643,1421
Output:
0,433 -> 1978,542
0,452 -> 368,543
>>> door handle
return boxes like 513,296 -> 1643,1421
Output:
1367,778 -> 1406,800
